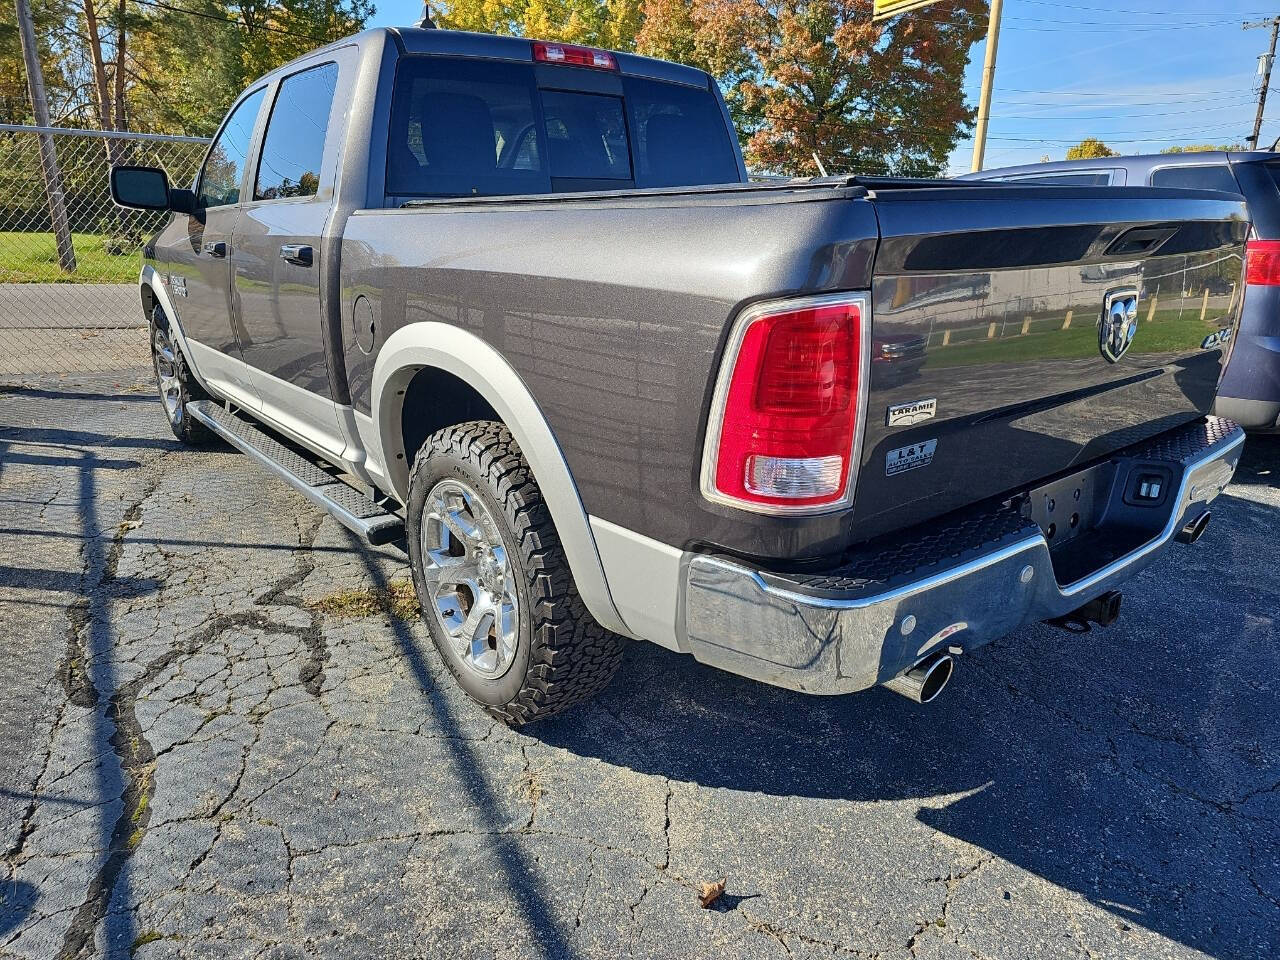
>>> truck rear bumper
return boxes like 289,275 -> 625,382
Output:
684,417 -> 1245,696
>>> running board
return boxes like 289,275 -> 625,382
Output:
187,400 -> 404,546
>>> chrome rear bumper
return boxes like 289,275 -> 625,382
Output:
684,417 -> 1245,695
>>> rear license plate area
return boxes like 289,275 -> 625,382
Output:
1027,461 -> 1116,550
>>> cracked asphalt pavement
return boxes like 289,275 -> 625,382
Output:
1,373 -> 1278,960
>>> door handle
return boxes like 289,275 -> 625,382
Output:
280,244 -> 313,267
202,240 -> 227,258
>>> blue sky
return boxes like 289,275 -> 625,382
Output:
370,0 -> 1280,175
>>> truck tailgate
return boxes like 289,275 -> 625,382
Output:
854,187 -> 1248,541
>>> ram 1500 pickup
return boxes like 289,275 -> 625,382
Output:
111,24 -> 1249,723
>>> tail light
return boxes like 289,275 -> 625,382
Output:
700,294 -> 867,513
532,41 -> 618,71
1246,239 -> 1280,285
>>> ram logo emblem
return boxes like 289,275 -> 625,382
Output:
1099,288 -> 1139,363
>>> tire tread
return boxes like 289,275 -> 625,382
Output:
411,421 -> 624,724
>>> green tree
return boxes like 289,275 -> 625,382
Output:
438,0 -> 988,177
1064,137 -> 1117,160
689,0 -> 987,176
2,1 -> 373,136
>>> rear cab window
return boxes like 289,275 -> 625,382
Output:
385,55 -> 739,199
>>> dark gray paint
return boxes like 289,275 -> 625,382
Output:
339,185 -> 879,559
967,151 -> 1280,429
145,26 -> 1251,566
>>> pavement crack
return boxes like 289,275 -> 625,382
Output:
255,513 -> 327,697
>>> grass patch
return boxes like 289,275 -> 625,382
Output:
925,308 -> 1224,369
0,230 -> 142,283
131,930 -> 163,949
306,580 -> 420,621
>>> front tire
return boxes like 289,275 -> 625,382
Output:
406,421 -> 624,724
150,304 -> 214,447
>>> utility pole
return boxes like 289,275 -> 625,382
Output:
13,0 -> 76,272
1245,16 -> 1280,150
970,0 -> 1004,172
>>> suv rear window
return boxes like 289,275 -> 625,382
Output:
386,56 -> 738,198
1150,164 -> 1240,194
1000,172 -> 1112,186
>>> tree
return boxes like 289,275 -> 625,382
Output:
1160,143 -> 1245,153
1065,137 -> 1117,160
439,0 -> 988,177
3,1 -> 373,137
690,0 -> 987,176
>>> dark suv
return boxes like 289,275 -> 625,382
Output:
963,152 -> 1280,431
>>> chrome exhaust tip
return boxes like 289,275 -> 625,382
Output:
1176,510 -> 1211,545
883,652 -> 954,704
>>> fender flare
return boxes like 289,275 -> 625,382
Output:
370,323 -> 631,638
139,265 -> 214,395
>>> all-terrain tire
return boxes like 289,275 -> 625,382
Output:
150,304 -> 215,447
406,421 -> 625,724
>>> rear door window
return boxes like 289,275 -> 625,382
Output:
254,62 -> 339,201
1150,165 -> 1240,193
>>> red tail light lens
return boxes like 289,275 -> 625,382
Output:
1246,239 -> 1280,285
532,41 -> 618,71
702,295 -> 865,512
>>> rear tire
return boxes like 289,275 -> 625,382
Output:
406,421 -> 624,724
150,304 -> 215,447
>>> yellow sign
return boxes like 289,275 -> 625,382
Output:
873,0 -> 943,20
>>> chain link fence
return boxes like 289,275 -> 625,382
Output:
0,124 -> 210,380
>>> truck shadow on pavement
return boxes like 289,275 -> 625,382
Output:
0,880 -> 38,940
533,436 -> 1280,960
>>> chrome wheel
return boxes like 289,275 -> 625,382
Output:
419,478 -> 519,680
152,325 -> 183,425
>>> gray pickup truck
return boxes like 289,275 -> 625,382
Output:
112,24 -> 1248,723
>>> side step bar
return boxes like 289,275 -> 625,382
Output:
188,400 -> 404,546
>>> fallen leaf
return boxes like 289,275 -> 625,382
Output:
698,878 -> 726,909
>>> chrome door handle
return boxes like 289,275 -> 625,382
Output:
202,241 -> 227,258
280,244 -> 313,267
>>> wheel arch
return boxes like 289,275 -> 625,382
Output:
371,323 -> 631,638
139,265 -> 212,394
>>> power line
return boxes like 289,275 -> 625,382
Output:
995,86 -> 1254,97
1015,0 -> 1274,16
993,102 -> 1258,121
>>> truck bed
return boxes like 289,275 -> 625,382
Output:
342,177 -> 1247,563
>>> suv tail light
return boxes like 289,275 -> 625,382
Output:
532,41 -> 618,71
701,294 -> 867,513
1245,239 -> 1280,285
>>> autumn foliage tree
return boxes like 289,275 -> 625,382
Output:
1064,137 -> 1118,160
438,0 -> 990,176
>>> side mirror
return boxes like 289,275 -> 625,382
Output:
110,165 -> 173,211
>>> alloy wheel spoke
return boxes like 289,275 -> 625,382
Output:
451,596 -> 494,657
419,478 -> 519,680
